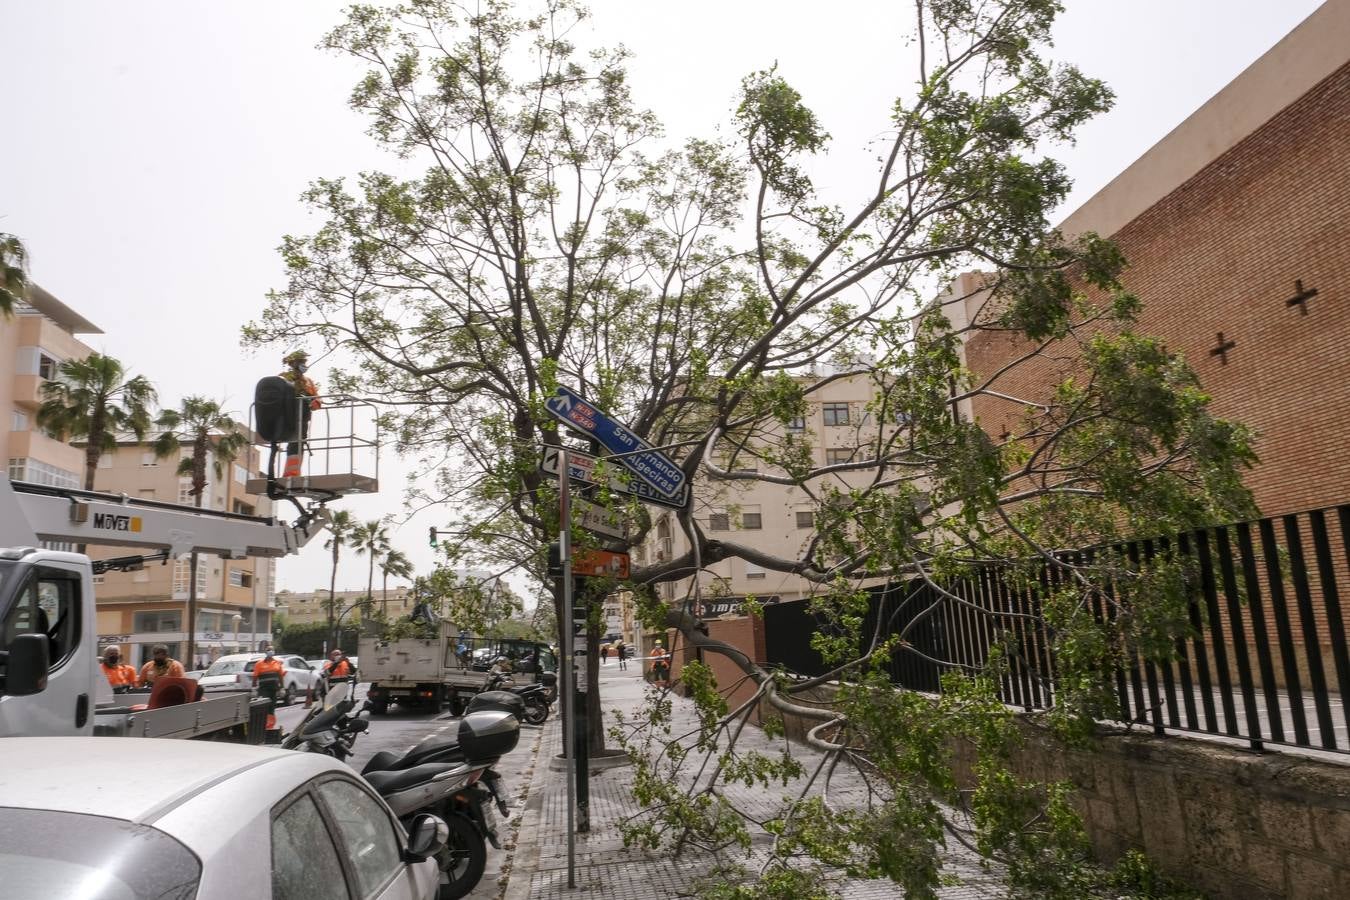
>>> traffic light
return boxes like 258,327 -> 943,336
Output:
428,526 -> 438,548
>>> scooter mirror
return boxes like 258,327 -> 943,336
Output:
404,813 -> 450,861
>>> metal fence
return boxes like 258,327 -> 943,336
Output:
763,504 -> 1350,755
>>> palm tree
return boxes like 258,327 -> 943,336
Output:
152,397 -> 249,668
0,233 -> 29,317
37,353 -> 157,489
380,548 -> 414,615
351,519 -> 391,615
323,510 -> 356,631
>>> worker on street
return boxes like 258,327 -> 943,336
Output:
323,648 -> 352,683
100,646 -> 137,692
138,644 -> 185,687
279,350 -> 322,478
615,639 -> 628,671
650,640 -> 670,686
253,649 -> 286,709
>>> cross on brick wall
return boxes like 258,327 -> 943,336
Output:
1210,331 -> 1237,365
1285,279 -> 1319,315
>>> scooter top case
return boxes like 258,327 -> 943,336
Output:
458,708 -> 521,760
467,690 -> 525,719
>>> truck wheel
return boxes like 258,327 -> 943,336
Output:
281,683 -> 296,706
371,699 -> 389,716
449,694 -> 467,716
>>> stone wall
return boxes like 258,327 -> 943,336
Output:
951,725 -> 1350,899
777,682 -> 1350,899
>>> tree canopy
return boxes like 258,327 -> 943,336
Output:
248,1 -> 1255,895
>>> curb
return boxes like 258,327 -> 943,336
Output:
500,719 -> 551,900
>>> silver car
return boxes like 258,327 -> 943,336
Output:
0,737 -> 447,899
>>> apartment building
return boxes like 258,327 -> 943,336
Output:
636,371 -> 895,615
90,435 -> 277,668
274,586 -> 414,627
0,283 -> 99,491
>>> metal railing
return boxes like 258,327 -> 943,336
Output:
763,504 -> 1350,755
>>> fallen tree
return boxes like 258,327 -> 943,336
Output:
248,1 -> 1252,895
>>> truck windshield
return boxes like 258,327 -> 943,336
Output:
0,807 -> 201,899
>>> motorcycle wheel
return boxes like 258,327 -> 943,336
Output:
522,696 -> 549,726
434,812 -> 487,900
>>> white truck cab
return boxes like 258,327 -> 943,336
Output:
0,475 -> 332,740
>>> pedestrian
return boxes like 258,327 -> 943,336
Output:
615,639 -> 627,671
601,644 -> 609,665
137,644 -> 185,687
99,646 -> 137,693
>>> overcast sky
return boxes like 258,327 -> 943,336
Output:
0,0 -> 1325,598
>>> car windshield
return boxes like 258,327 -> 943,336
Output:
0,807 -> 200,899
205,658 -> 257,675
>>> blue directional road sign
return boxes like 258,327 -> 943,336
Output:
543,386 -> 687,502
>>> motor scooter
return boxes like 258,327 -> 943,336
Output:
286,680 -> 520,900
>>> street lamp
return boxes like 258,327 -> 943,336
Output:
331,598 -> 370,654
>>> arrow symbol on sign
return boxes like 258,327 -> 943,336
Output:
550,392 -> 573,413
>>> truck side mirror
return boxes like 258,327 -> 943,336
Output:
4,633 -> 51,696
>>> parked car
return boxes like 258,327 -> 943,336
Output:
197,653 -> 321,705
0,737 -> 448,899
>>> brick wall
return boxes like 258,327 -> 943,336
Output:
667,616 -> 768,718
966,62 -> 1350,519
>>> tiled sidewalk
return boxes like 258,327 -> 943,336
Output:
501,665 -> 1004,899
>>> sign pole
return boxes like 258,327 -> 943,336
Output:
559,448 -> 577,888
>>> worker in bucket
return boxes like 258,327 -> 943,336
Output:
279,350 -> 322,478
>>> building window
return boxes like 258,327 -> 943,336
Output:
825,448 -> 856,465
786,416 -> 805,433
133,610 -> 183,633
91,573 -> 105,586
10,410 -> 27,432
822,403 -> 850,426
229,570 -> 254,589
744,561 -> 766,580
139,489 -> 156,500
233,463 -> 249,484
741,507 -> 763,530
708,512 -> 730,531
172,560 -> 208,598
795,510 -> 814,529
38,353 -> 59,380
232,499 -> 255,516
140,452 -> 159,468
7,458 -> 79,489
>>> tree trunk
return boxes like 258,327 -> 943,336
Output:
368,556 -> 377,617
328,546 -> 339,632
186,439 -> 206,668
84,408 -> 105,490
586,618 -> 604,754
382,570 -> 389,616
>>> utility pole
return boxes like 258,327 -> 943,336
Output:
558,448 -> 578,887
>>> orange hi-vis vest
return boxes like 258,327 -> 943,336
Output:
325,659 -> 352,679
101,662 -> 137,689
139,658 -> 185,686
253,657 -> 286,682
